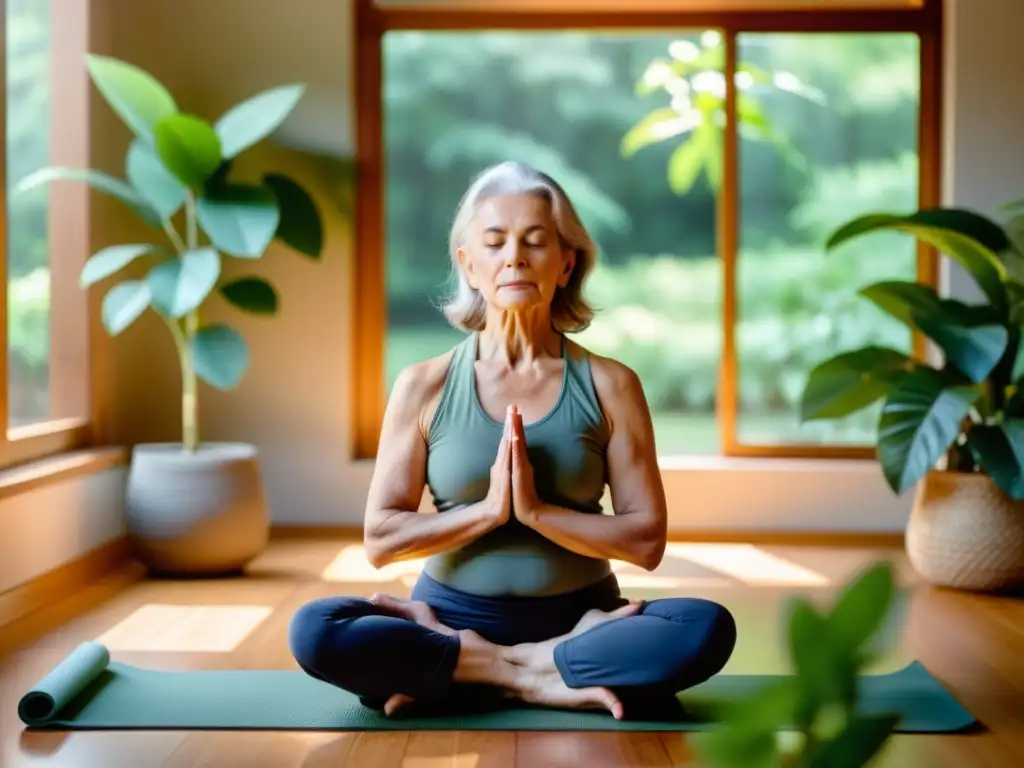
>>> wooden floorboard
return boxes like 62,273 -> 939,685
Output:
1,537 -> 1022,767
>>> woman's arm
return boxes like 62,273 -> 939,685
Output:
363,357 -> 507,568
515,355 -> 668,571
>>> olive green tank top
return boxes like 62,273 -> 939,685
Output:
422,332 -> 613,597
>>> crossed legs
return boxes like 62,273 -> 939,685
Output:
288,592 -> 736,719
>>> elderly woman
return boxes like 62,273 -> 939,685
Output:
289,161 -> 736,720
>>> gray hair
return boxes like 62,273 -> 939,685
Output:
441,161 -> 597,333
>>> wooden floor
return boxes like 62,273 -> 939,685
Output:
1,537 -> 1022,767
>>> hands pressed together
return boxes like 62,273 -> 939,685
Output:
486,404 -> 542,528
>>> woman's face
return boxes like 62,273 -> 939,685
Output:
458,193 -> 575,315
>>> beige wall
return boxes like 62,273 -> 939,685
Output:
77,0 -> 1022,535
940,0 -> 1024,302
0,469 -> 126,593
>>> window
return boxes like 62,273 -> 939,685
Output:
353,0 -> 942,460
2,0 -> 91,467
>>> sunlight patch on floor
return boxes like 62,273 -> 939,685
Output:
94,604 -> 273,652
665,543 -> 831,586
610,560 -> 734,589
321,545 -> 425,583
319,542 -> 829,589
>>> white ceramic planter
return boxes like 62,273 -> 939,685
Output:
124,442 -> 269,576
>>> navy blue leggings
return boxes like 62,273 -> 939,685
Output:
288,573 -> 736,715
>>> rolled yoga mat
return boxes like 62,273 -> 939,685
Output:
18,642 -> 976,733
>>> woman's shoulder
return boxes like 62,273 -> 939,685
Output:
566,339 -> 643,397
566,340 -> 649,429
387,342 -> 465,435
391,348 -> 458,409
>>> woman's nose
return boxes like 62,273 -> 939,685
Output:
504,243 -> 527,267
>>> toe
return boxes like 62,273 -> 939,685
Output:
582,686 -> 623,719
611,602 -> 642,619
384,693 -> 415,716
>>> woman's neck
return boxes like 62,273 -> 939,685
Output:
479,310 -> 561,366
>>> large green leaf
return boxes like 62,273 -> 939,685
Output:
1007,213 -> 1024,259
85,54 -> 177,142
126,139 -> 186,219
826,562 -> 896,658
690,681 -> 796,768
619,107 -> 688,157
906,207 -> 1011,252
690,726 -> 779,768
101,281 -> 152,335
81,244 -> 163,287
146,248 -> 221,318
214,84 -> 306,159
689,664 -> 797,766
808,713 -> 900,768
801,346 -> 913,421
788,598 -> 845,726
666,129 -> 707,194
968,421 -> 1024,500
190,324 -> 249,390
1012,340 -> 1024,384
911,308 -> 1008,383
826,213 -> 1008,310
196,184 -> 280,258
262,173 -> 323,259
858,281 -> 941,326
154,114 -> 223,190
219,276 -> 278,315
1006,280 -> 1024,325
877,368 -> 980,495
14,166 -> 161,227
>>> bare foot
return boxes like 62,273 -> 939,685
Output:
369,593 -> 457,636
570,602 -> 643,637
370,593 -> 460,716
516,668 -> 624,720
383,692 -> 416,716
505,602 -> 642,672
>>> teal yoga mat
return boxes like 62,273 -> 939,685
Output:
18,642 -> 976,733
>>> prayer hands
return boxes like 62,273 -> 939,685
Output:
508,405 -> 542,525
485,407 -> 515,527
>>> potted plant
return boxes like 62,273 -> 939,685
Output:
799,203 -> 1024,592
17,55 -> 326,575
694,561 -> 901,767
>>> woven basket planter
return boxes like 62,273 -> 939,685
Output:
906,470 -> 1024,592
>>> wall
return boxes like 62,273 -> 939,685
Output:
940,0 -> 1024,301
0,469 -> 126,592
79,0 -> 1022,534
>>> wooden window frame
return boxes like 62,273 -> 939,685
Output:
0,0 -> 93,470
350,0 -> 943,460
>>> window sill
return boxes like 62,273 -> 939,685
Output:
656,455 -> 878,472
0,447 -> 128,502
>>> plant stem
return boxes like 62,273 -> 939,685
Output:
178,193 -> 202,451
185,193 -> 198,251
165,316 -> 199,452
163,219 -> 186,254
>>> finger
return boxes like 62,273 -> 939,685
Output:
500,426 -> 513,470
512,427 -> 523,473
510,407 -> 525,462
503,407 -> 515,452
513,406 -> 525,443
